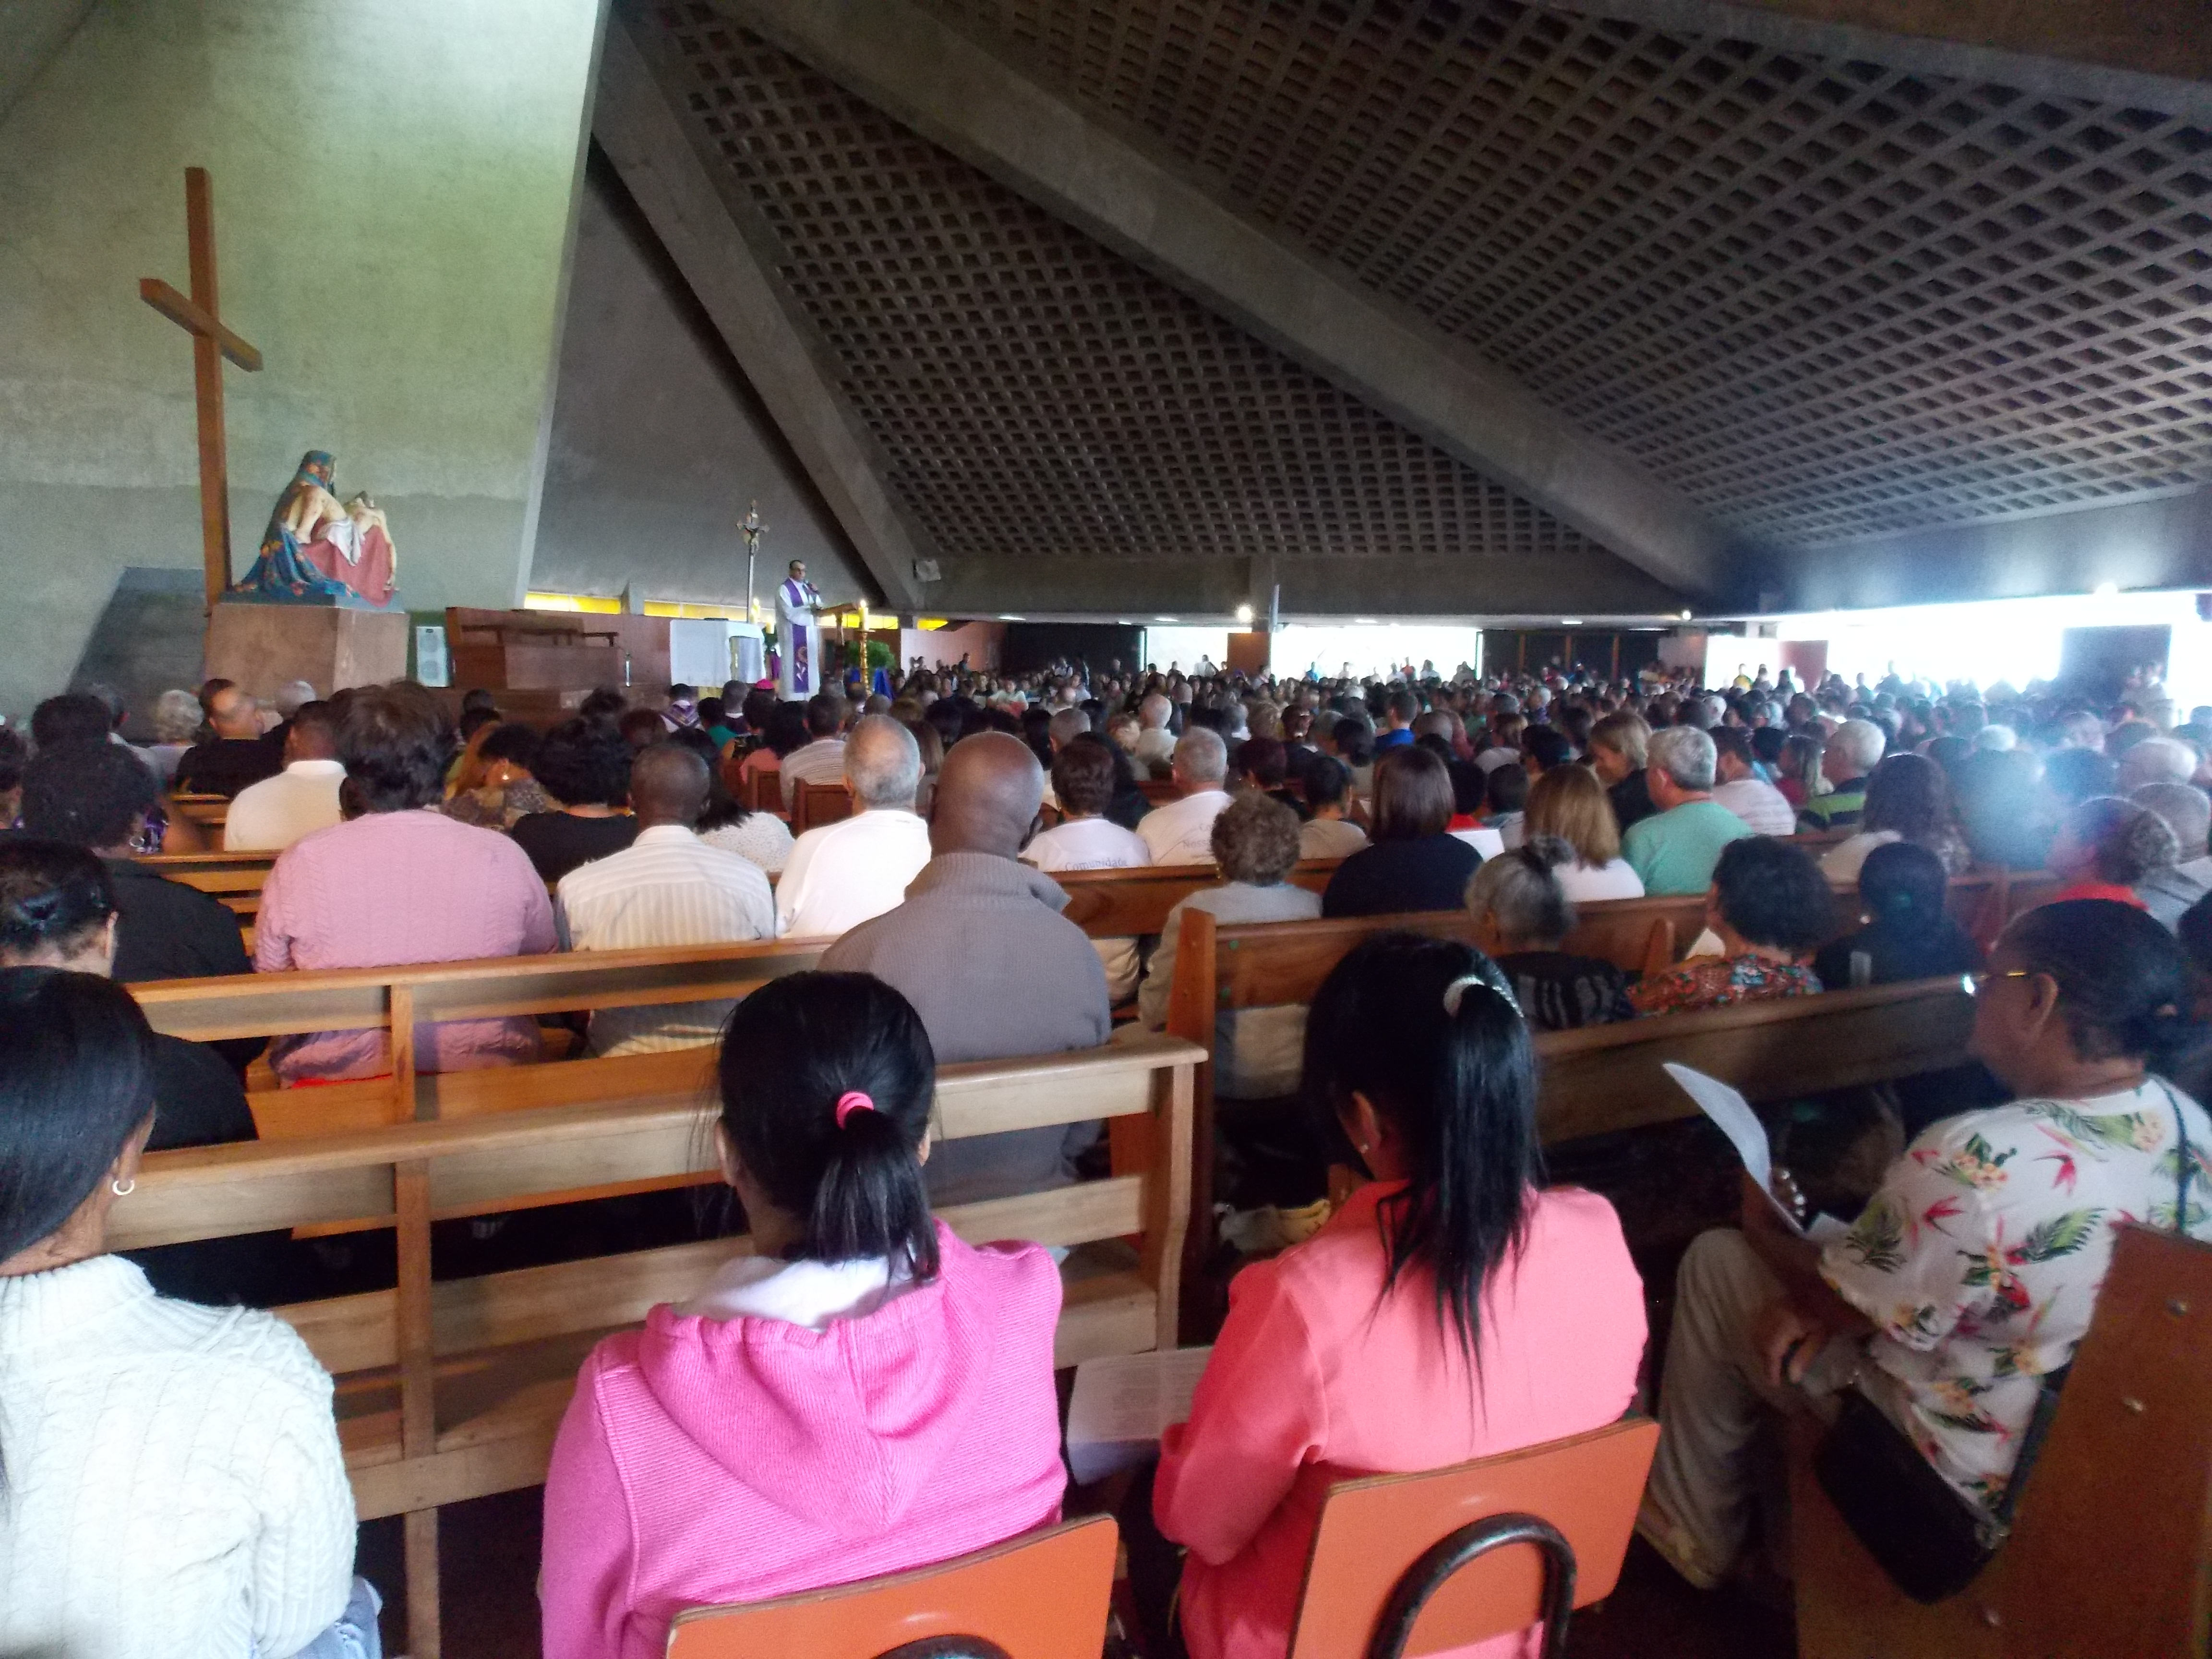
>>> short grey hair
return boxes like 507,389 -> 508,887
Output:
2120,736 -> 2197,793
274,679 -> 319,718
152,688 -> 203,743
1139,693 -> 1171,729
1048,707 -> 1091,746
1976,724 -> 2017,753
2134,781 -> 2212,857
1172,727 -> 1228,786
1828,717 -> 1886,775
844,713 -> 922,809
1648,725 -> 1717,792
1466,835 -> 1575,944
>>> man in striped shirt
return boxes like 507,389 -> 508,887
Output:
555,744 -> 775,1056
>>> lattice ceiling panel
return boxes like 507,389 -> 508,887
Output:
639,5 -> 1626,576
922,0 -> 2212,546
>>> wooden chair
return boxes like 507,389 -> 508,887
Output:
666,1515 -> 1119,1659
1286,1419 -> 1659,1659
1791,1223 -> 2212,1659
109,1031 -> 1200,1658
795,779 -> 855,834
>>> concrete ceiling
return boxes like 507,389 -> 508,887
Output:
599,0 -> 2211,618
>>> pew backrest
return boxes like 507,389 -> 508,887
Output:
793,780 -> 854,834
1053,859 -> 1341,938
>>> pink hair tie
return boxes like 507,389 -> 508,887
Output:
834,1091 -> 877,1130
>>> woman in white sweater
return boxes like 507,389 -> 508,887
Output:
0,962 -> 373,1659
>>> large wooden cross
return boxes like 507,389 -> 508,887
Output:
141,167 -> 262,612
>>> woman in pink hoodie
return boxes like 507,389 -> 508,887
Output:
1150,934 -> 1647,1659
540,971 -> 1068,1659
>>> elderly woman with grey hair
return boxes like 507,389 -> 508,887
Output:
1466,834 -> 1633,1031
2047,794 -> 2180,909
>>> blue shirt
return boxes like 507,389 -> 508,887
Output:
1374,728 -> 1415,751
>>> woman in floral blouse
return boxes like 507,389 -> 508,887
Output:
1637,899 -> 2212,1591
1628,836 -> 1834,1016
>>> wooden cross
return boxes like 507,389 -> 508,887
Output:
141,167 -> 262,612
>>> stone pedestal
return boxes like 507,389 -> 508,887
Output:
204,601 -> 409,702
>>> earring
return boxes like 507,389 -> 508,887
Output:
1358,1141 -> 1371,1154
110,1177 -> 134,1198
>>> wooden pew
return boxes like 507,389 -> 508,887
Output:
108,1032 -> 1202,1659
793,779 -> 854,834
134,847 -> 277,922
169,792 -> 230,832
1054,858 -> 1341,939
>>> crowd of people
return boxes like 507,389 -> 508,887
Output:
3,647 -> 2211,1658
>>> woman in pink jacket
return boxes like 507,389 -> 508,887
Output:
1153,934 -> 1648,1659
540,972 -> 1067,1659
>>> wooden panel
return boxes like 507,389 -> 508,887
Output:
434,1238 -> 737,1358
276,1290 -> 399,1377
933,1039 -> 1197,1139
109,1162 -> 394,1249
1218,910 -> 1472,1009
427,1113 -> 713,1213
1055,860 -> 1341,939
1054,1272 -> 1159,1368
942,1175 -> 1144,1251
350,1422 -> 568,1522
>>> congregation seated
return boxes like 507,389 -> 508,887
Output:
540,969 -> 1065,1659
1813,840 -> 1984,990
509,717 -> 640,883
1479,753 -> 1527,850
1293,753 -> 1367,861
1817,750 -> 1970,881
736,698 -> 807,797
1022,736 -> 1150,1001
1629,837 -> 1830,1015
439,719 -> 553,830
170,683 -> 283,800
779,691 -> 849,808
1623,726 -> 1755,896
1467,835 -> 1633,1030
1138,727 -> 1233,864
258,683 -> 555,1083
222,699 -> 344,851
1589,709 -> 1657,831
20,740 -> 252,986
659,725 -> 793,874
775,714 -> 931,939
1139,935 -> 1646,1659
1795,716 -> 1885,833
2045,794 -> 2177,908
143,686 -> 202,783
1132,690 -> 1177,773
1137,794 -> 1317,1098
823,731 -> 1110,1205
1321,745 -> 1482,917
2134,780 -> 2212,927
1773,728 -> 1824,809
1640,901 -> 2212,1593
556,744 -> 775,1055
1236,734 -> 1307,820
1524,761 -> 1642,900
0,968 -> 374,1658
1709,725 -> 1795,835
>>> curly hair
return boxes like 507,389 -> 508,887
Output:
1211,793 -> 1302,885
1713,837 -> 1836,952
336,683 -> 455,814
531,718 -> 634,809
2063,795 -> 2179,886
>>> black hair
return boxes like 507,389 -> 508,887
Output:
1303,932 -> 1539,1368
1303,752 -> 1352,809
1522,726 -> 1571,772
717,972 -> 939,1278
0,967 -> 157,1264
668,683 -> 697,702
697,697 -> 725,729
741,689 -> 777,731
1447,758 -> 1487,816
532,717 -> 634,808
460,687 -> 501,715
1386,688 -> 1420,723
289,701 -> 338,747
1713,837 -> 1836,951
1485,761 -> 1528,815
457,706 -> 501,742
478,721 -> 541,770
2003,900 -> 2190,1064
665,725 -> 753,830
1856,840 -> 1951,939
578,687 -> 629,724
20,741 -> 157,848
337,683 -> 455,814
1750,725 -> 1787,766
1052,736 -> 1118,817
805,693 -> 843,738
765,702 -> 812,759
30,694 -> 115,751
0,839 -> 116,960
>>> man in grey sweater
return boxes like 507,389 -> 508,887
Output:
822,731 -> 1111,1204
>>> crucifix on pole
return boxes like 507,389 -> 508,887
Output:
141,167 -> 263,613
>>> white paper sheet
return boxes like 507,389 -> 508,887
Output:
1662,1062 -> 1834,1237
1065,1346 -> 1214,1484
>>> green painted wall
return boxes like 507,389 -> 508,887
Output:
0,0 -> 604,721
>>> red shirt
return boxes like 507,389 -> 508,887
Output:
2044,880 -> 2147,910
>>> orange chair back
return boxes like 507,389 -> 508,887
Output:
1287,1418 -> 1659,1659
664,1515 -> 1118,1659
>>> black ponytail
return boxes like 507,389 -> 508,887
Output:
717,972 -> 940,1280
1304,933 -> 1540,1368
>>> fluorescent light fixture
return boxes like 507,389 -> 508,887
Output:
1561,618 -> 1583,626
1154,615 -> 1178,623
1354,617 -> 1378,625
1234,603 -> 1254,623
998,613 -> 1024,621
2094,582 -> 2119,597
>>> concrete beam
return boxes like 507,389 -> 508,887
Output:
1563,0 -> 2212,116
591,21 -> 928,609
714,0 -> 1743,604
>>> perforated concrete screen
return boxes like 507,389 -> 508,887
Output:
637,5 -> 1625,583
916,0 -> 2212,547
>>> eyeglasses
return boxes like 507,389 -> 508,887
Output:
1968,969 -> 2033,992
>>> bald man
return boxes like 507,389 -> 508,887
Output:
555,742 -> 774,1055
823,731 -> 1111,1205
775,714 -> 931,939
173,683 -> 283,798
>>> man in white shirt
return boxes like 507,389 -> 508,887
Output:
221,703 -> 345,851
1023,736 -> 1150,1000
1132,693 -> 1177,773
780,691 -> 850,808
1038,706 -> 1090,811
556,744 -> 776,1055
776,715 -> 933,938
1137,728 -> 1233,865
1708,726 -> 1797,835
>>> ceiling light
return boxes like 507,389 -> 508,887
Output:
1680,609 -> 1694,620
1154,615 -> 1178,623
2093,581 -> 2119,597
1234,603 -> 1254,624
1560,618 -> 1583,626
1354,617 -> 1378,625
997,613 -> 1024,622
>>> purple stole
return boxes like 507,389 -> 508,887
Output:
783,578 -> 814,693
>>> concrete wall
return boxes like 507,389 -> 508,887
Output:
528,152 -> 866,615
0,0 -> 605,723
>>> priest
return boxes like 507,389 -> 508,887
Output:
774,559 -> 825,699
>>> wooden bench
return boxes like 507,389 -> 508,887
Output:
792,779 -> 854,834
134,847 -> 277,922
1054,859 -> 1341,939
169,792 -> 230,832
108,1030 -> 1201,1658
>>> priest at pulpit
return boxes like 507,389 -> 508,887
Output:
774,559 -> 824,699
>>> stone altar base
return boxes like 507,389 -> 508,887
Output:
204,601 -> 409,702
